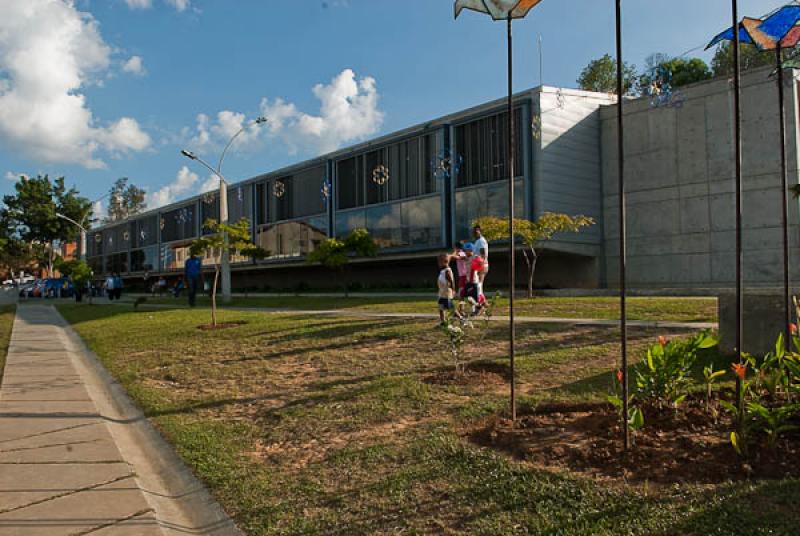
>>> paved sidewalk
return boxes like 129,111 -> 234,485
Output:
0,305 -> 162,535
120,300 -> 717,330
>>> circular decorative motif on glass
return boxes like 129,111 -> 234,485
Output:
140,229 -> 148,242
371,165 -> 390,186
273,180 -> 286,198
531,115 -> 542,140
159,218 -> 165,230
94,234 -> 102,244
237,186 -> 244,202
202,192 -> 215,205
123,231 -> 130,242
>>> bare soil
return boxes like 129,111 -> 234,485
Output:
469,397 -> 800,485
197,321 -> 248,331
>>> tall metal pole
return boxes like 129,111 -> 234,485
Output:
219,178 -> 231,304
615,0 -> 629,452
508,16 -> 517,423
732,0 -> 744,404
777,43 -> 791,349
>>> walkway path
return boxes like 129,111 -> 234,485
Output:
0,304 -> 239,536
121,300 -> 717,330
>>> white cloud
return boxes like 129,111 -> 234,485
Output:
92,200 -> 105,222
147,166 -> 198,208
5,171 -> 27,182
165,0 -> 190,12
122,55 -> 145,76
0,0 -> 151,169
124,0 -> 190,11
198,174 -> 220,194
185,69 -> 384,158
124,0 -> 152,8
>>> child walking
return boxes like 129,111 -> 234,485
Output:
453,242 -> 468,298
437,253 -> 459,326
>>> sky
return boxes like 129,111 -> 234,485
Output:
0,0 -> 787,217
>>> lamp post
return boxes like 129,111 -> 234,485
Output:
182,116 -> 267,304
56,213 -> 88,261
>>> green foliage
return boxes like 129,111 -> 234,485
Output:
475,213 -> 594,297
307,228 -> 378,270
703,364 -> 726,413
190,218 -> 267,261
106,177 -> 147,223
711,42 -> 774,77
577,53 -> 637,95
746,402 -> 800,450
638,54 -> 712,92
635,331 -> 718,408
56,259 -> 92,286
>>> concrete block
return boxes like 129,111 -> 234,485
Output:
680,196 -> 710,233
719,292 -> 790,355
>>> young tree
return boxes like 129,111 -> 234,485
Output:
106,177 -> 147,222
1,175 -> 91,276
189,218 -> 267,327
474,213 -> 595,298
307,228 -> 378,297
577,54 -> 637,95
711,42 -> 773,77
56,259 -> 93,303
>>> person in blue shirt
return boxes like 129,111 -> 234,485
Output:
184,254 -> 202,307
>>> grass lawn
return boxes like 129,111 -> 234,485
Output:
138,295 -> 718,323
0,304 -> 15,382
55,303 -> 796,535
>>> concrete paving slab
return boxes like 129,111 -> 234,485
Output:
0,421 -> 108,450
0,419 -> 103,443
0,437 -> 122,464
0,384 -> 91,402
0,478 -> 157,536
0,462 -> 133,511
0,400 -> 99,415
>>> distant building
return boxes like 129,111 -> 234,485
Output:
88,66 -> 799,292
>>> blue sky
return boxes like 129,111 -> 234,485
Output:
0,0 -> 784,215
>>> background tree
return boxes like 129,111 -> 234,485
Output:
1,175 -> 91,277
474,213 -> 595,298
308,228 -> 378,297
577,54 -> 637,95
711,42 -> 773,77
638,54 -> 712,93
190,218 -> 267,327
106,177 -> 147,222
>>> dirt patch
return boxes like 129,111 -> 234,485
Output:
424,368 -> 506,387
197,321 -> 248,331
469,398 -> 800,485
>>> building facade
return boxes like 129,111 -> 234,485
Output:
89,87 -> 612,291
89,67 -> 800,292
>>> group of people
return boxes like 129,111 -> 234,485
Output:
104,272 -> 124,301
145,254 -> 202,306
437,225 -> 489,325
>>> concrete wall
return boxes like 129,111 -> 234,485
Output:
601,66 -> 800,290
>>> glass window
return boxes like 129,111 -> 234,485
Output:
88,232 -> 103,257
266,165 -> 327,223
228,183 -> 253,225
130,246 -> 158,273
336,155 -> 364,210
160,241 -> 191,272
455,108 -> 524,188
160,204 -> 197,243
133,216 -> 158,248
337,134 -> 440,210
255,182 -> 266,226
336,195 -> 443,250
454,179 -> 525,241
200,192 -> 219,233
256,216 -> 328,259
103,225 -> 130,254
402,196 -> 442,248
87,256 -> 103,275
105,252 -> 129,274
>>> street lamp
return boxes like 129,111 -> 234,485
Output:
57,191 -> 115,261
181,116 -> 267,304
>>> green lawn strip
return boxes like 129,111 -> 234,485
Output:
0,305 -> 15,382
56,304 -> 793,535
140,295 -> 718,323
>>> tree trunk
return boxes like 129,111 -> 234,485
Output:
522,248 -> 538,299
211,265 -> 219,327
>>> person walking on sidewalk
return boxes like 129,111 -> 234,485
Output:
185,253 -> 202,307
